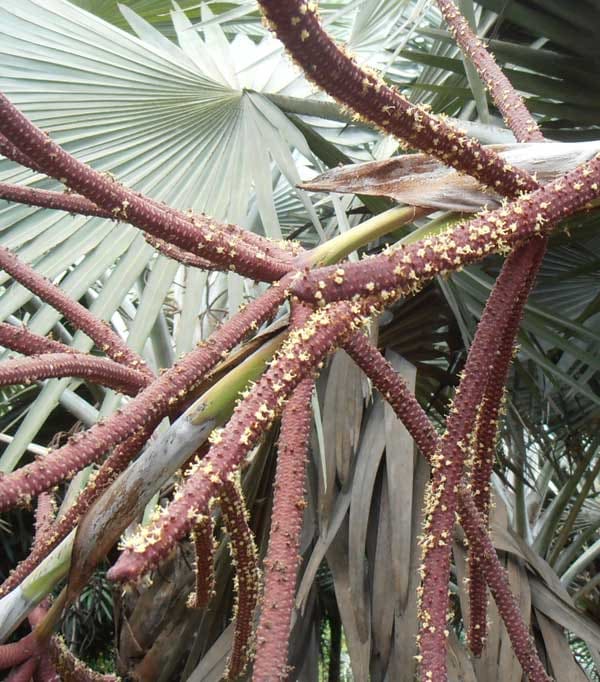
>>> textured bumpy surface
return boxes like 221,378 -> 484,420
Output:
0,353 -> 148,396
435,0 -> 544,145
0,279 -> 289,509
108,302 -> 358,582
188,512 -> 216,611
219,477 -> 261,680
346,334 -> 549,681
434,0 -> 547,660
0,322 -> 77,357
0,94 -> 291,283
458,493 -> 551,682
258,0 -> 537,197
0,246 -> 150,377
466,239 -> 546,654
417,244 -> 536,679
1,0 -> 597,677
292,152 -> 600,305
252,303 -> 314,680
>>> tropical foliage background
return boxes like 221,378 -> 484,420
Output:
0,0 -> 599,679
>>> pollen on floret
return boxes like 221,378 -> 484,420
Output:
209,428 -> 224,445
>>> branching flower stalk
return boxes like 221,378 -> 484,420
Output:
457,493 -> 550,682
416,241 -> 539,679
0,132 -> 45,173
0,183 -> 287,272
290,152 -> 600,304
465,242 -> 546,655
252,303 -> 314,680
257,0 -> 537,197
434,0 -> 546,656
219,476 -> 261,680
0,1 -> 597,678
0,246 -> 151,379
108,301 -> 360,583
344,333 -> 550,681
0,276 -> 290,508
0,136 -> 298,272
0,94 -> 292,283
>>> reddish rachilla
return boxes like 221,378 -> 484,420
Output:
252,303 -> 314,681
0,1 -> 597,678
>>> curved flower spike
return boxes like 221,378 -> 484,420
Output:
418,241 -> 542,680
0,246 -> 151,378
293,152 -> 600,304
187,513 -> 216,611
0,353 -> 148,396
253,303 -> 314,680
435,0 -> 543,144
0,183 -> 293,272
458,494 -> 551,682
467,240 -> 546,655
219,476 -> 261,680
343,333 -> 550,681
0,93 -> 290,283
0,323 -> 77,357
258,0 -> 536,196
0,275 -> 290,511
108,301 -> 358,583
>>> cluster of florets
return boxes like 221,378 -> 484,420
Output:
0,1 -> 597,680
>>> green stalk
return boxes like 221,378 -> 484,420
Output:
306,206 -> 465,268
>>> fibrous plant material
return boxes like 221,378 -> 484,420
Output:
108,302 -> 359,583
219,476 -> 261,680
252,304 -> 313,680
